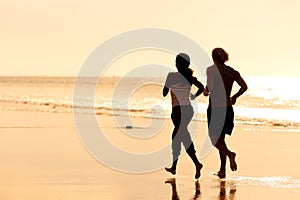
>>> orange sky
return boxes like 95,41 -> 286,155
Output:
1,0 -> 300,76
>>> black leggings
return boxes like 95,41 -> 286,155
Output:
171,105 -> 196,159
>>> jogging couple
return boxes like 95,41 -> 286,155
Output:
163,48 -> 248,179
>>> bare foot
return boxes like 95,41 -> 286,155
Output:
214,171 -> 226,179
228,152 -> 237,171
195,163 -> 203,179
165,167 -> 176,175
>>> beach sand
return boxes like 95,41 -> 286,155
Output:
0,110 -> 299,199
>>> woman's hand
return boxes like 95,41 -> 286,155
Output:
190,93 -> 197,100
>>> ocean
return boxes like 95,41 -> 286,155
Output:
0,76 -> 299,129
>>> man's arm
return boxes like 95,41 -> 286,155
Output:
230,74 -> 248,105
203,67 -> 214,97
206,67 -> 214,92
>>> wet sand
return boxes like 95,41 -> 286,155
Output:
0,111 -> 299,199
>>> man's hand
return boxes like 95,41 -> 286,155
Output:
230,96 -> 237,105
203,88 -> 210,97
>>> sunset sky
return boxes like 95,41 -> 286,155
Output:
1,0 -> 300,76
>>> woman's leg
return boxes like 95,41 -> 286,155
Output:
165,106 -> 181,174
215,135 -> 227,178
181,105 -> 203,178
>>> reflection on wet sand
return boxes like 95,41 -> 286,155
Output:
165,178 -> 201,200
219,180 -> 236,200
165,178 -> 236,200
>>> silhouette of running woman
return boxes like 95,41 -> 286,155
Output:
204,48 -> 247,178
163,53 -> 204,179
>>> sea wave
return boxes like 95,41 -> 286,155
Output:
228,176 -> 300,189
0,76 -> 299,128
1,94 -> 299,129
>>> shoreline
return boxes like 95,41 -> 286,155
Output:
1,100 -> 300,130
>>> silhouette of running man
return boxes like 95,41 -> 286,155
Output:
163,53 -> 204,179
204,48 -> 247,178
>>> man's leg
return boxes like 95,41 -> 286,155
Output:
218,134 -> 227,175
214,137 -> 237,171
217,150 -> 227,178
